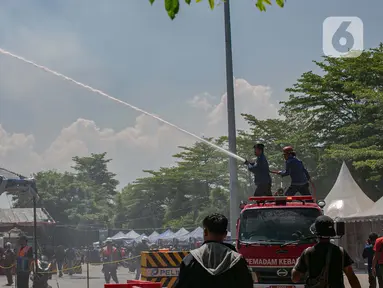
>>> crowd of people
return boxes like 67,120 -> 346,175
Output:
0,212 -> 381,287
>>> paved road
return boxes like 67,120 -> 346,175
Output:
52,265 -> 135,288
345,273 -> 369,288
0,266 -> 369,287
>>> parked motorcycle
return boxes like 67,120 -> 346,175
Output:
31,255 -> 52,288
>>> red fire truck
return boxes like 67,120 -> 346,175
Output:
236,195 -> 326,288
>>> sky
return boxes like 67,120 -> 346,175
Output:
0,0 -> 382,207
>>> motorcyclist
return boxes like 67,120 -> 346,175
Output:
275,146 -> 311,196
133,236 -> 150,280
101,238 -> 120,284
244,143 -> 272,196
33,255 -> 52,288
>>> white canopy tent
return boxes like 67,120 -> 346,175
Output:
343,195 -> 383,221
148,231 -> 159,242
124,230 -> 140,239
111,231 -> 125,240
162,228 -> 189,240
324,162 -> 374,218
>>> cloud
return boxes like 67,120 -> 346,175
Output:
0,3 -> 279,204
187,92 -> 215,111
0,79 -> 278,185
194,79 -> 279,137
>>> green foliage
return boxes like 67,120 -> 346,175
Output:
10,153 -> 119,227
281,44 -> 383,199
149,0 -> 286,20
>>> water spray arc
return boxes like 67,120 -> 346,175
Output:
0,48 -> 245,164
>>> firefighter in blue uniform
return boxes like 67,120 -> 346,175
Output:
277,146 -> 311,196
244,143 -> 272,196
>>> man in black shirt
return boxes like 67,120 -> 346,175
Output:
291,215 -> 361,288
174,213 -> 253,288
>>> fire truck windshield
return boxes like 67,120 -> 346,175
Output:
239,208 -> 321,243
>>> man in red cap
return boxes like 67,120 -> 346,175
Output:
276,146 -> 311,196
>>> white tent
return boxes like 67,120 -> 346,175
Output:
324,162 -> 374,218
162,228 -> 189,240
133,233 -> 147,243
179,227 -> 203,242
124,230 -> 140,239
344,195 -> 383,220
148,231 -> 159,242
111,231 -> 125,239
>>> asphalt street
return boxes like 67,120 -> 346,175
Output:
52,265 -> 135,288
0,266 -> 369,288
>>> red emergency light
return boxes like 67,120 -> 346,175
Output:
248,195 -> 314,202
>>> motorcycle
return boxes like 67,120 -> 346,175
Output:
31,255 -> 52,288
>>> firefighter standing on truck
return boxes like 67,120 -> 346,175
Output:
244,143 -> 272,196
16,234 -> 33,288
101,238 -> 120,284
276,146 -> 311,196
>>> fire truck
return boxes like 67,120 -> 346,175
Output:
236,195 -> 326,288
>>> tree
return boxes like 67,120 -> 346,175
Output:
149,0 -> 285,20
10,152 -> 120,228
117,140 -> 231,229
281,44 -> 383,200
72,152 -> 119,200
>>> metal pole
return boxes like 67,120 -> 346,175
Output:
224,0 -> 239,236
86,261 -> 90,288
33,195 -> 38,273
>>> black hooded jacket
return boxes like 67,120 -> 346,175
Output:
174,241 -> 253,288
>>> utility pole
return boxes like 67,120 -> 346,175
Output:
224,0 -> 239,237
33,195 -> 38,273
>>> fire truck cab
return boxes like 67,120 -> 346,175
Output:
236,195 -> 326,288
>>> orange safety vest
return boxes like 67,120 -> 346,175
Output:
18,246 -> 31,257
17,246 -> 31,272
102,247 -> 117,256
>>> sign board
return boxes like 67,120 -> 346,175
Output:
143,268 -> 180,277
247,258 -> 296,267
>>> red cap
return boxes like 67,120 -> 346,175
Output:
282,146 -> 294,153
